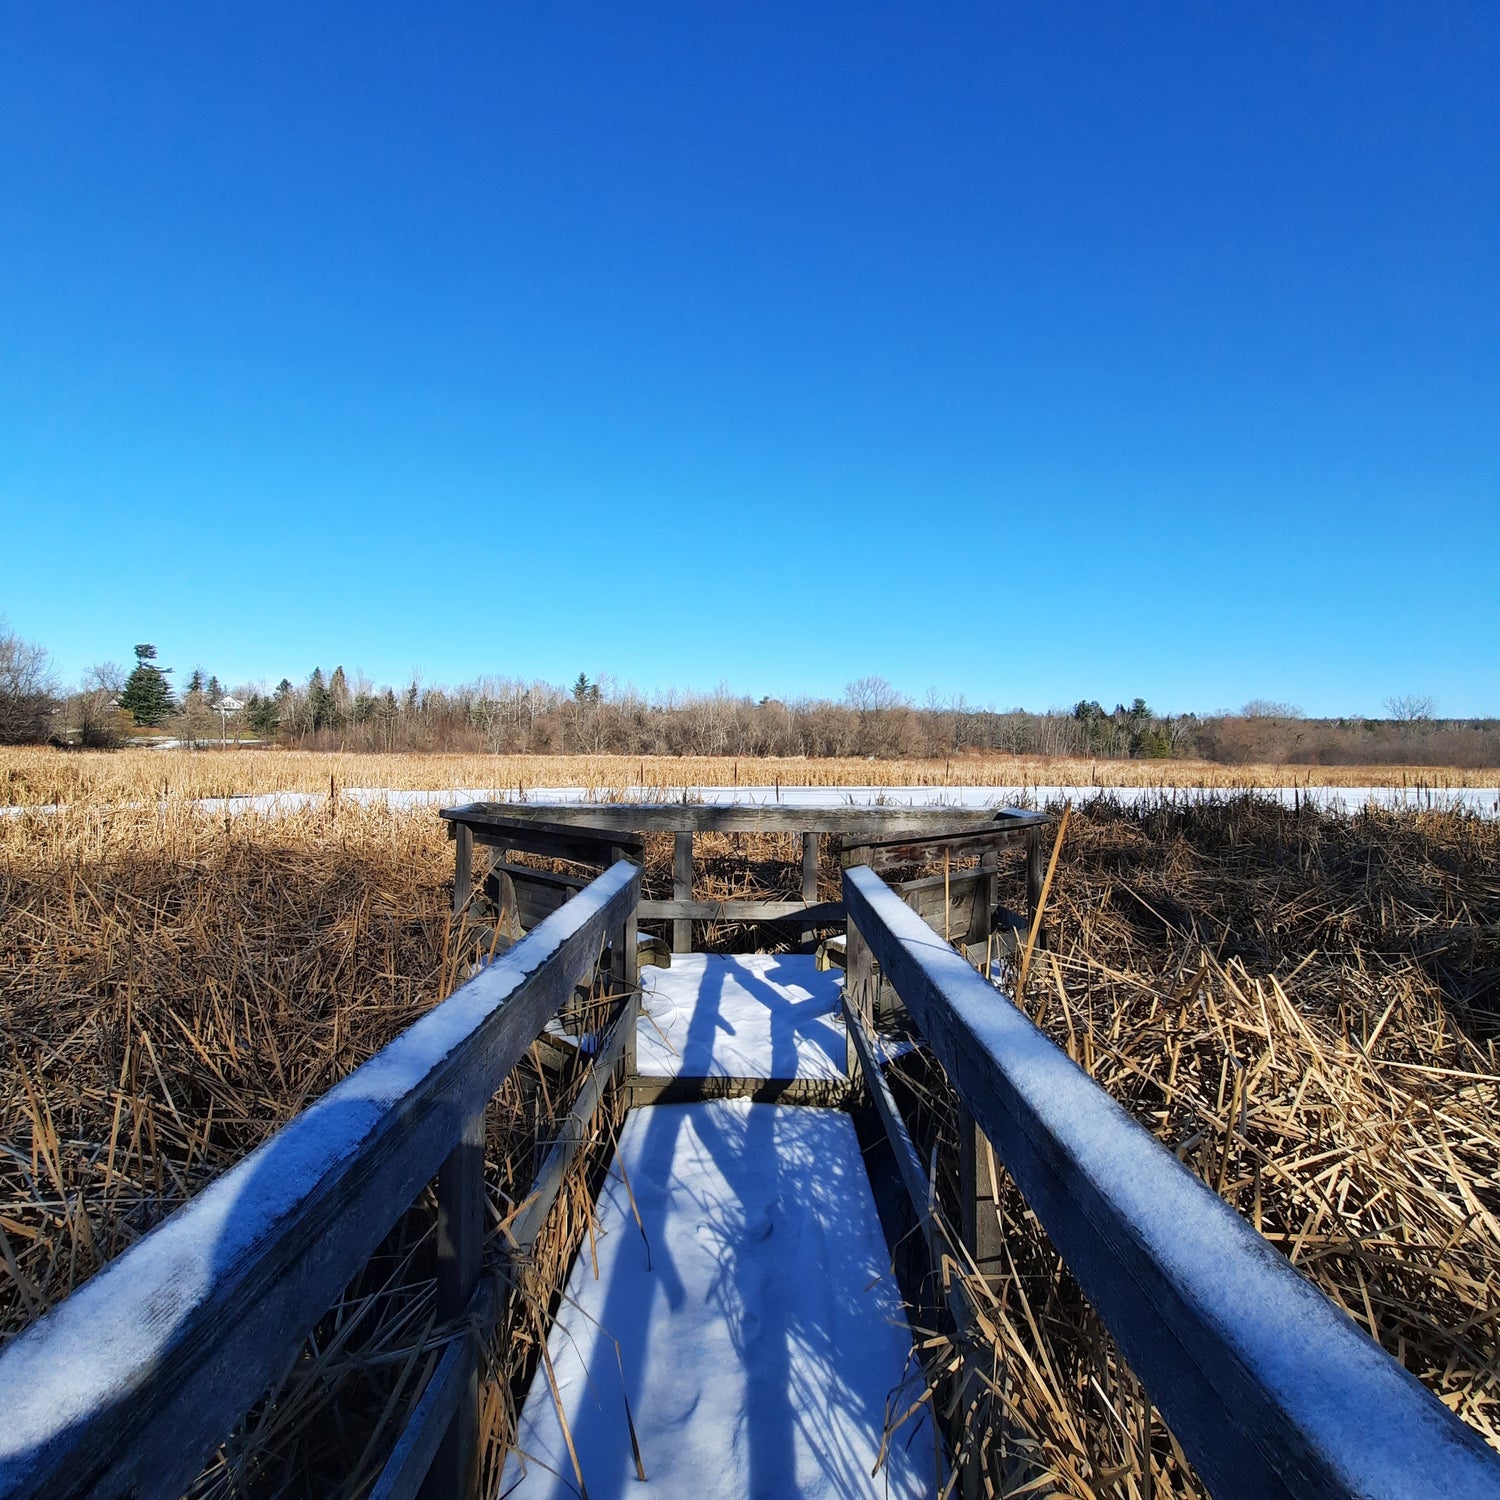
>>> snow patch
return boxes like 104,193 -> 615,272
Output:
636,954 -> 846,1081
502,1099 -> 937,1498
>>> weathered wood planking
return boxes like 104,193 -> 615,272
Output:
639,897 -> 845,924
843,864 -> 1500,1500
441,810 -> 643,867
0,861 -> 641,1500
446,800 -> 1016,836
846,818 -> 1048,872
375,993 -> 640,1500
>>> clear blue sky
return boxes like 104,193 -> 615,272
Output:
2,3 -> 1495,716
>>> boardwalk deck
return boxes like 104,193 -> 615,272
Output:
501,1098 -> 937,1499
635,954 -> 847,1082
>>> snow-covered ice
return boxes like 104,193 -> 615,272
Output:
5,782 -> 1496,819
501,1099 -> 937,1499
636,954 -> 846,1082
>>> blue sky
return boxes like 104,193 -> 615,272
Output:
1,3 -> 1495,715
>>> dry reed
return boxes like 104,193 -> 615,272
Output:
3,764 -> 1497,1497
2,746 -> 1494,812
885,796 -> 1500,1496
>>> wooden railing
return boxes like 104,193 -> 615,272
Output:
442,800 -> 1050,955
0,859 -> 642,1500
842,863 -> 1500,1500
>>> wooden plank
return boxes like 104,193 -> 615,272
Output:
638,898 -> 845,924
957,1105 -> 1003,1287
611,846 -> 639,1079
492,861 -> 591,894
842,865 -> 1500,1500
897,871 -> 986,945
626,1075 -> 847,1108
423,1107 -> 486,1500
447,801 -> 1006,836
672,830 -> 693,954
0,860 -> 641,1500
861,823 -> 1042,872
462,818 -> 642,868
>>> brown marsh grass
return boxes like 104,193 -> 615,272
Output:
2,745 -> 1495,811
2,766 -> 1498,1496
892,797 -> 1500,1495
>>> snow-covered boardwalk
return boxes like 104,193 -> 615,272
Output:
505,961 -> 938,1496
501,1098 -> 935,1499
635,954 -> 847,1083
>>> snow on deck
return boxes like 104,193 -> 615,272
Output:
500,1099 -> 937,1499
636,954 -> 846,1081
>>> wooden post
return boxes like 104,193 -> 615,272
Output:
800,830 -> 820,945
973,850 -> 998,973
958,1103 -> 1004,1287
612,845 -> 639,1081
1025,827 -> 1046,953
672,831 -> 693,954
424,1106 -> 486,1500
452,822 -> 474,921
844,917 -> 872,1084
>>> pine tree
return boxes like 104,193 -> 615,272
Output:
206,675 -> 223,707
328,666 -> 350,730
306,668 -> 330,732
118,644 -> 176,727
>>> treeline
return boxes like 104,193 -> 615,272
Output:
3,622 -> 1495,767
219,671 -> 1500,768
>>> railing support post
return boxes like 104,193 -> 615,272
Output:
424,1106 -> 486,1500
672,831 -> 693,954
611,846 -> 639,1080
800,831 -> 820,945
958,1105 -> 1004,1286
1025,827 -> 1046,952
844,917 -> 873,1084
452,822 -> 474,921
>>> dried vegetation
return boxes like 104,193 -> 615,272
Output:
892,797 -> 1500,1496
1,756 -> 1497,1497
2,746 -> 1494,812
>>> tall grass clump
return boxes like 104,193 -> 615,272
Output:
883,796 -> 1500,1496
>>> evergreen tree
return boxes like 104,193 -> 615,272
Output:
186,668 -> 205,694
245,693 -> 280,738
306,667 -> 330,732
118,644 -> 176,727
206,675 -> 223,707
328,666 -> 351,729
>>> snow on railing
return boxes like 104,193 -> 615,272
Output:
842,863 -> 1500,1500
0,858 -> 641,1500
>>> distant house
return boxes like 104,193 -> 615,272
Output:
217,696 -> 244,714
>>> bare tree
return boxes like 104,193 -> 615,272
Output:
1384,693 -> 1436,723
1242,700 -> 1302,719
0,621 -> 59,743
72,663 -> 127,748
